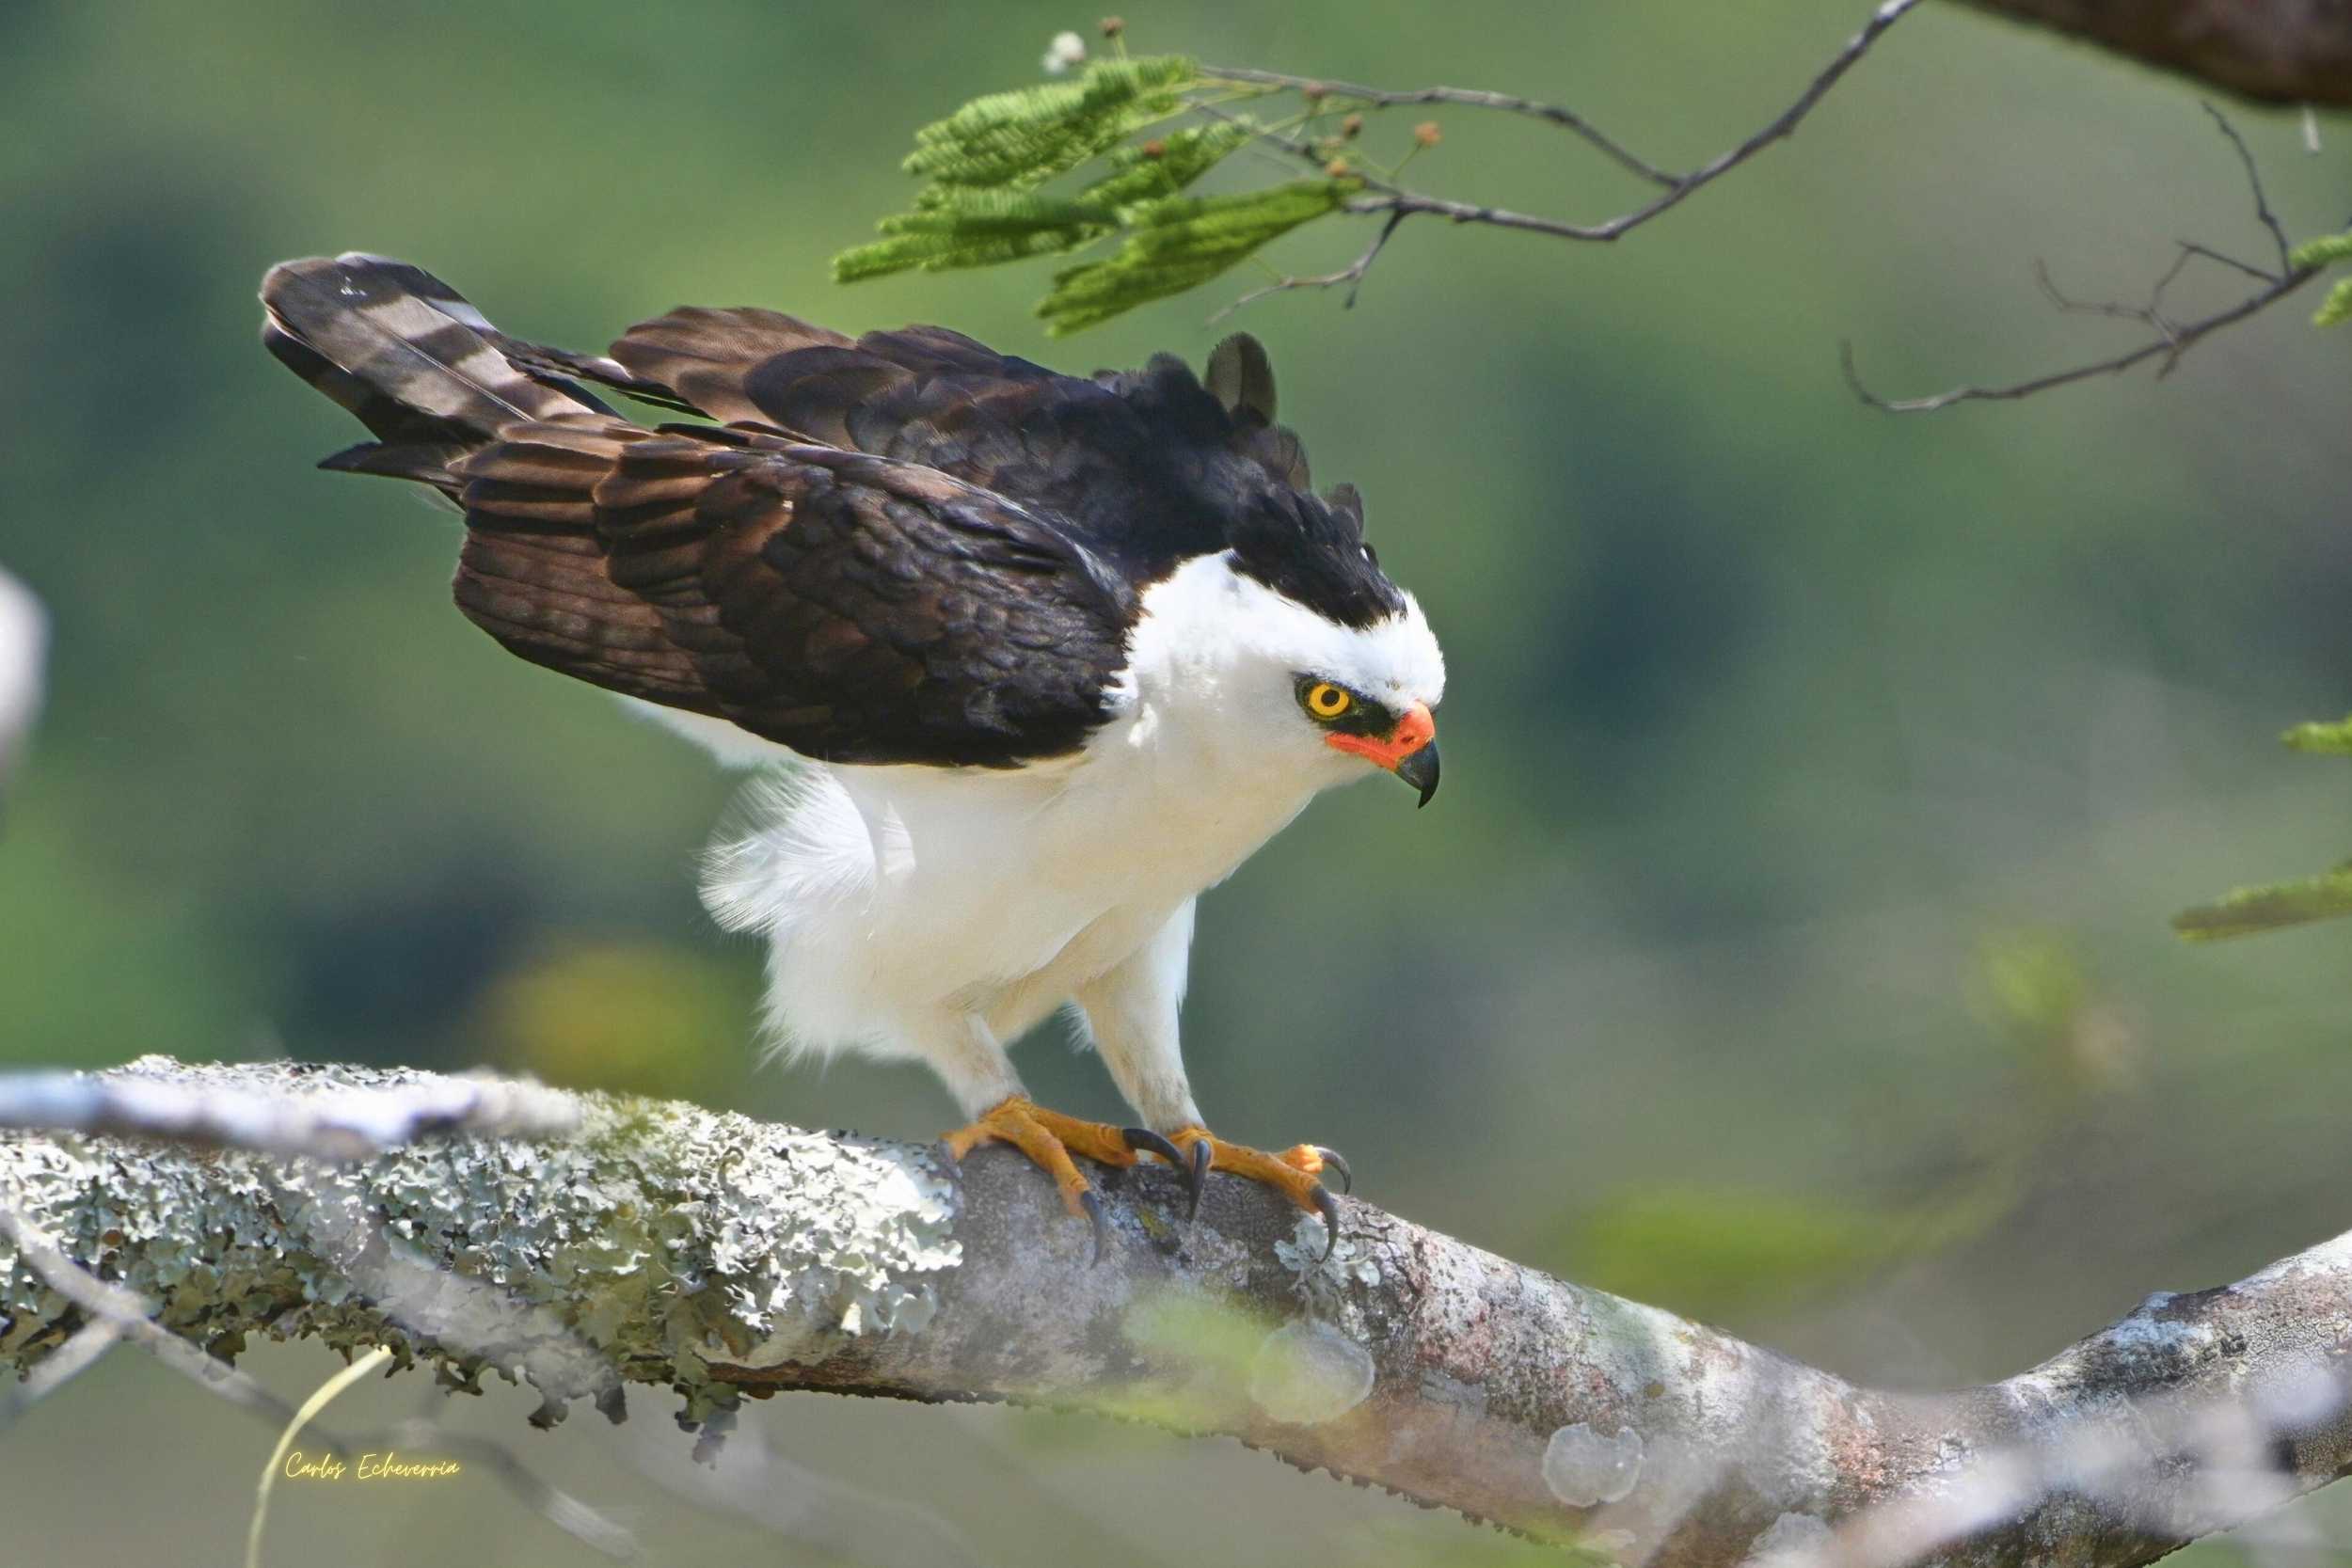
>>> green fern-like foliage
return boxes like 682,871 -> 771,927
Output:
834,121 -> 1260,283
2290,230 -> 2352,326
2173,866 -> 2352,941
2289,231 -> 2352,270
1037,179 -> 1358,334
834,56 -> 1262,309
1075,122 -> 1257,210
835,192 -> 1118,282
2174,715 -> 2352,940
834,49 -> 1378,333
904,55 -> 1201,189
2285,716 -> 2352,755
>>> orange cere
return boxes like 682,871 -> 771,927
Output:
1324,700 -> 1436,771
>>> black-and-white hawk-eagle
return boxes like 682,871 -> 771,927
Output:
259,252 -> 1445,1250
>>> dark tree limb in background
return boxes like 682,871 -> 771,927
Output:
8,1059 -> 2352,1566
1962,0 -> 2352,107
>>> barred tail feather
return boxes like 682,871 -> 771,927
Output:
259,253 -> 609,489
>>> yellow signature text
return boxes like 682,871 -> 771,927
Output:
282,1449 -> 463,1481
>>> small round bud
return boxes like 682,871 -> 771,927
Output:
1140,137 -> 1167,159
1324,156 -> 1351,178
1099,15 -> 1123,37
1301,81 -> 1329,103
1341,113 -> 1364,138
1413,120 -> 1442,147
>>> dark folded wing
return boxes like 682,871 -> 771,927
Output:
451,420 -> 1135,768
596,312 -> 1323,586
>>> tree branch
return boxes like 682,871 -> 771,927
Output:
1841,263 -> 2320,411
1959,0 -> 2352,107
1197,67 -> 1679,189
1842,104 -> 2332,413
0,1058 -> 580,1158
1197,0 -> 1924,316
8,1058 -> 2352,1564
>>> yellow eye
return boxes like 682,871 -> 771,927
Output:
1301,681 -> 1355,721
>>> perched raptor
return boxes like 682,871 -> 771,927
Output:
259,253 -> 1445,1250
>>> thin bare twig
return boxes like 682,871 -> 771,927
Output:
627,1417 -> 978,1568
0,1202 -> 641,1560
2175,240 -> 2279,287
1840,270 -> 2315,411
1845,107 -> 2327,412
1204,0 -> 1923,316
0,1055 -> 579,1160
0,1318 -> 120,1429
0,1205 -> 298,1426
2030,246 -> 2239,364
2203,100 -> 2296,275
1199,65 -> 1678,188
1210,208 -> 1407,321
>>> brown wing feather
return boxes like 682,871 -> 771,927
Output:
606,307 -> 855,428
451,422 -> 1131,767
443,418 -> 714,709
593,307 -> 1344,600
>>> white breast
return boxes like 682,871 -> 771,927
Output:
686,547 -> 1440,1069
701,705 -> 1318,1067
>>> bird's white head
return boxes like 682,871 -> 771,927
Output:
1120,551 -> 1446,805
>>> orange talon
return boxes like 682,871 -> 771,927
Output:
939,1096 -> 1147,1259
1168,1127 -> 1346,1254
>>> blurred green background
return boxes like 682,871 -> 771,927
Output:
4,1 -> 2349,1563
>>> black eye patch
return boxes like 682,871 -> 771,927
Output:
1326,691 -> 1395,736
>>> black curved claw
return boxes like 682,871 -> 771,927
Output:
1310,1184 -> 1343,1259
1079,1188 -> 1109,1266
1120,1126 -> 1186,1167
1183,1137 -> 1212,1221
1121,1128 -> 1211,1221
1312,1146 -> 1352,1195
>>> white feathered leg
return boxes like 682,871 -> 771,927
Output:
1071,900 -> 1203,1133
914,1010 -> 1026,1118
1073,898 -> 1343,1244
930,1007 -> 1139,1256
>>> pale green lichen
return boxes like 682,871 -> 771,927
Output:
1275,1212 -> 1380,1314
0,1059 -> 961,1440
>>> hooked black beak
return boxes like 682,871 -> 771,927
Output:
1393,738 -> 1440,808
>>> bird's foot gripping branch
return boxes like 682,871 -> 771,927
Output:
8,1058 -> 2352,1566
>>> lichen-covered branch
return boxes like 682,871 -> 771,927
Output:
7,1058 -> 2352,1565
1960,0 -> 2352,106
